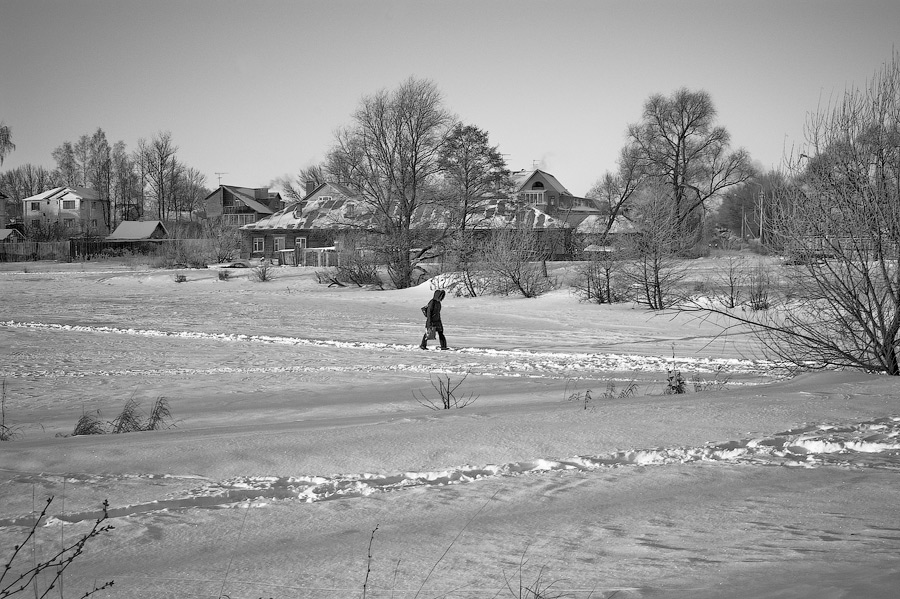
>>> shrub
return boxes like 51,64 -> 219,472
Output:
747,262 -> 770,311
174,273 -> 187,283
217,270 -> 232,281
572,252 -> 627,304
413,372 -> 479,410
251,261 -> 275,282
664,368 -> 687,394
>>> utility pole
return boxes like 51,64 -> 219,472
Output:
214,172 -> 228,186
758,189 -> 765,245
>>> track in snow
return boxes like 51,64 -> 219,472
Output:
2,416 -> 897,527
1,319 -> 780,379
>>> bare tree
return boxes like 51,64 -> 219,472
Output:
327,77 -> 455,288
626,88 -> 754,247
273,163 -> 330,202
621,185 -> 689,310
142,131 -> 179,221
683,53 -> 900,374
586,145 -> 642,246
174,166 -> 208,221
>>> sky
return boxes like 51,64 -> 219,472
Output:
1,0 -> 899,197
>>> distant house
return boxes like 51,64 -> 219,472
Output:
0,228 -> 25,243
240,181 -> 365,261
511,169 -> 602,227
21,186 -> 110,237
241,180 -> 574,262
204,185 -> 284,227
107,220 -> 169,241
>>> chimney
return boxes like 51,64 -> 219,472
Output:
305,180 -> 317,197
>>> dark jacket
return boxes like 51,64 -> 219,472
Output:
425,289 -> 445,327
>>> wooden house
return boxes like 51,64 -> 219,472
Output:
204,185 -> 284,227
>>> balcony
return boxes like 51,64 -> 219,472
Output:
220,213 -> 258,227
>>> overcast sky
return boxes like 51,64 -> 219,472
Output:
2,0 -> 898,196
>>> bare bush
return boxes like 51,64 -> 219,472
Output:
712,255 -> 748,308
334,249 -> 382,288
413,372 -> 479,410
483,230 -> 557,298
747,261 -> 770,311
572,249 -> 627,304
620,187 -> 689,310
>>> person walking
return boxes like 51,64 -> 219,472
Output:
420,289 -> 448,350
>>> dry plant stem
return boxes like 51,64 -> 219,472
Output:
412,490 -> 499,599
1,497 -> 114,599
361,525 -> 378,599
217,502 -> 251,599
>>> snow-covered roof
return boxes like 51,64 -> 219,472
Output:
107,220 -> 169,240
21,186 -> 101,203
242,197 -> 572,232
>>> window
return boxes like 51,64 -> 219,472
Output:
31,220 -> 41,229
345,204 -> 355,218
90,219 -> 98,228
274,236 -> 286,252
63,219 -> 75,229
253,237 -> 264,253
523,191 -> 544,203
30,202 -> 41,212
319,195 -> 333,202
532,182 -> 544,189
295,237 -> 307,249
62,200 -> 76,210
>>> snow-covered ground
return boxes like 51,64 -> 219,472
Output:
1,261 -> 898,598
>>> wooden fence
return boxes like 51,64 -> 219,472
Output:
0,241 -> 70,262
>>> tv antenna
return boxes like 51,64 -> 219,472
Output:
214,172 -> 228,185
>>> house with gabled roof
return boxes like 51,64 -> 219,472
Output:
107,220 -> 169,241
511,169 -> 602,227
204,185 -> 284,227
21,186 -> 110,237
0,228 -> 25,243
240,181 -> 368,261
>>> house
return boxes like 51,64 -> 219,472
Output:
241,180 -> 574,262
511,169 -> 602,227
240,181 -> 366,262
0,228 -> 25,243
107,220 -> 169,241
204,185 -> 284,227
21,186 -> 110,237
